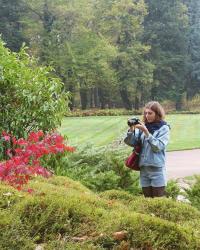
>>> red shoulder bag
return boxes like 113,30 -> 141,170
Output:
125,145 -> 141,171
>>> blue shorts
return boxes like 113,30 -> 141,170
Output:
140,166 -> 167,187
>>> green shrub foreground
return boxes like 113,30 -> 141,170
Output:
49,145 -> 180,199
0,176 -> 200,250
185,175 -> 200,210
48,145 -> 141,194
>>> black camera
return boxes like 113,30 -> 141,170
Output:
127,117 -> 140,127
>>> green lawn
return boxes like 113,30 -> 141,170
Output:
59,114 -> 200,151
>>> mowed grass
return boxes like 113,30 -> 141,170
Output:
59,114 -> 200,151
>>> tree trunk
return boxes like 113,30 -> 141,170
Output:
119,89 -> 132,110
175,92 -> 186,110
98,88 -> 106,109
94,87 -> 99,108
175,100 -> 182,110
90,88 -> 95,108
151,86 -> 158,101
80,88 -> 88,110
68,84 -> 75,111
134,95 -> 140,110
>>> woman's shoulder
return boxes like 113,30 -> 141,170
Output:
159,123 -> 170,133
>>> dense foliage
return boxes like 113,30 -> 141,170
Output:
184,0 -> 200,98
185,176 -> 200,210
0,176 -> 200,249
143,0 -> 189,109
1,0 -> 200,110
0,130 -> 75,189
0,0 -> 27,51
49,145 -> 142,194
47,145 -> 180,199
0,39 -> 69,140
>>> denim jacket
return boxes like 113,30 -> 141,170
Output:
124,125 -> 170,168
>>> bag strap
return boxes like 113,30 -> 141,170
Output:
139,130 -> 144,145
133,129 -> 142,139
132,130 -> 143,152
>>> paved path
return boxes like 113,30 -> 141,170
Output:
166,149 -> 200,179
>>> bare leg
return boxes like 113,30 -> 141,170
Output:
142,186 -> 153,198
152,186 -> 165,198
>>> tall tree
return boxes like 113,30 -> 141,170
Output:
184,0 -> 200,98
144,0 -> 189,109
23,0 -> 117,110
0,0 -> 27,51
93,0 -> 154,109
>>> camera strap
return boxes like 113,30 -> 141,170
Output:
134,129 -> 143,145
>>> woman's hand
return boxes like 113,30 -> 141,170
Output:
135,122 -> 150,137
129,125 -> 135,132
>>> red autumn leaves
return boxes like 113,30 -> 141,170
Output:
0,130 -> 75,190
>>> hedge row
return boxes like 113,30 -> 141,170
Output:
65,109 -> 142,117
65,109 -> 200,117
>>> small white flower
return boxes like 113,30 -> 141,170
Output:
177,195 -> 190,203
3,192 -> 12,196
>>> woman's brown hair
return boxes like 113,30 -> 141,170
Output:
143,101 -> 165,123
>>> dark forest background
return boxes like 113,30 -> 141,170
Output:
1,0 -> 200,110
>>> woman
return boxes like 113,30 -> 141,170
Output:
124,101 -> 170,198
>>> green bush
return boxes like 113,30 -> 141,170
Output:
99,189 -> 135,203
49,145 -> 180,199
0,210 -> 34,250
0,39 -> 69,159
16,196 -> 77,243
165,179 -> 181,199
0,183 -> 27,209
36,175 -> 92,194
54,145 -> 141,194
185,175 -> 200,210
129,196 -> 200,224
169,110 -> 200,114
65,108 -> 142,117
96,211 -> 199,250
0,176 -> 200,249
186,94 -> 200,112
99,189 -> 199,224
65,108 -> 200,117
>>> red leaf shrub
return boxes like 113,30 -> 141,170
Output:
0,130 -> 75,190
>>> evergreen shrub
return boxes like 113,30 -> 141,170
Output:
0,210 -> 34,250
0,176 -> 200,249
54,145 -> 141,194
50,145 -> 180,199
185,175 -> 200,210
165,179 -> 180,199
